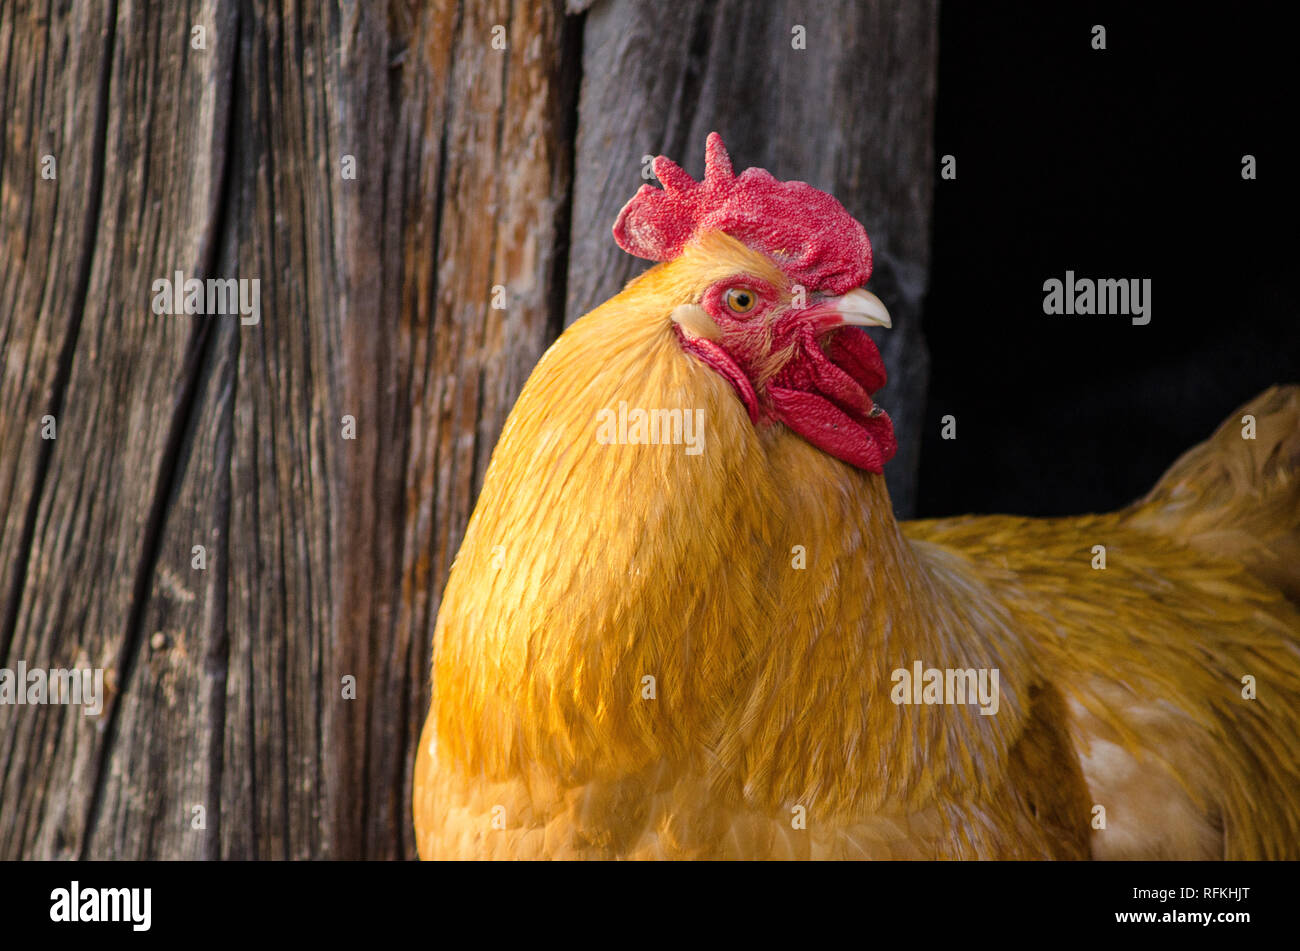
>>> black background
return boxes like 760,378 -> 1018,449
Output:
917,3 -> 1295,518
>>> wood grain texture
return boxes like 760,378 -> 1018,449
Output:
0,0 -> 935,858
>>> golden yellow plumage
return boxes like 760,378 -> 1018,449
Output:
413,235 -> 1300,860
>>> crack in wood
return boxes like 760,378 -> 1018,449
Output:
78,1 -> 242,858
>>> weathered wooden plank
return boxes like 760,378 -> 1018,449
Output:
0,1 -> 114,679
0,0 -> 237,858
568,0 -> 938,514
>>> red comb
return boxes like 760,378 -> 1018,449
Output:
613,133 -> 872,295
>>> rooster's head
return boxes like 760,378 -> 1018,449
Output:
613,133 -> 896,473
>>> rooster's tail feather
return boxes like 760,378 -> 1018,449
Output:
1129,385 -> 1300,603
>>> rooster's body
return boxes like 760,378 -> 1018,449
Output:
414,136 -> 1300,859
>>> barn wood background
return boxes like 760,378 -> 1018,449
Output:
0,0 -> 936,859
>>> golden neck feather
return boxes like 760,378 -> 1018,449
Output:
432,258 -> 1031,814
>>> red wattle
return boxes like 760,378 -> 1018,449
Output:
827,326 -> 888,395
767,386 -> 894,473
767,326 -> 896,473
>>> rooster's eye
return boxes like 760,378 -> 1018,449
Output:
724,287 -> 757,314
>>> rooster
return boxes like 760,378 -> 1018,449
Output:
413,134 -> 1300,859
